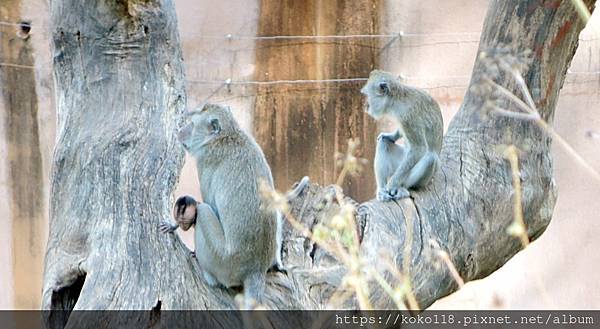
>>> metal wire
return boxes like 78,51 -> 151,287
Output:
0,19 -> 598,87
0,62 -> 36,69
152,31 -> 484,41
187,77 -> 369,86
0,21 -> 23,27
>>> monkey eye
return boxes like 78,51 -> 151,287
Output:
379,82 -> 389,94
209,118 -> 221,134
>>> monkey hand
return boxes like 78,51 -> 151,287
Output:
377,188 -> 393,201
380,184 -> 410,201
159,220 -> 178,233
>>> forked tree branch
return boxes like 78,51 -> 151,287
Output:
42,1 -> 595,327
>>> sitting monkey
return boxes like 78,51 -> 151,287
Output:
361,70 -> 443,201
159,103 -> 307,306
162,179 -> 308,267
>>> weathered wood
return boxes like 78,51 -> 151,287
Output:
0,2 -> 44,309
359,0 -> 595,308
253,0 -> 381,202
41,0 -> 595,324
41,0 -> 232,320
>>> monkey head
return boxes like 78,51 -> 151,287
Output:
173,195 -> 198,231
178,103 -> 239,152
361,70 -> 408,120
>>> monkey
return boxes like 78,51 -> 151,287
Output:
161,176 -> 309,269
161,195 -> 197,232
361,70 -> 443,201
160,103 -> 275,305
158,103 -> 309,306
159,195 -> 201,257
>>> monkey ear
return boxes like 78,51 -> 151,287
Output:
379,82 -> 389,95
210,118 -> 221,134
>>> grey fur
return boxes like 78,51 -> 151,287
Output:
361,70 -> 443,201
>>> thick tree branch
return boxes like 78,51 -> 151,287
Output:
357,0 -> 595,308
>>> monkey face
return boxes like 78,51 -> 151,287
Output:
361,70 -> 396,120
173,195 -> 198,231
175,210 -> 195,231
178,111 -> 222,151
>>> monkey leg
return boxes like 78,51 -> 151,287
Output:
404,152 -> 438,189
194,203 -> 229,287
384,148 -> 424,200
374,136 -> 404,201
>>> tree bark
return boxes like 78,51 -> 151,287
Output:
42,0 -> 231,321
42,0 -> 595,325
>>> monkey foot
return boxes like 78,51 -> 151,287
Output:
268,263 -> 288,275
378,187 -> 410,201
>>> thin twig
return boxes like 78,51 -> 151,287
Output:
380,255 -> 420,310
483,77 -> 538,116
429,240 -> 465,287
398,207 -> 420,310
487,74 -> 600,186
367,268 -> 406,310
504,145 -> 530,248
570,0 -> 592,23
493,107 -> 539,121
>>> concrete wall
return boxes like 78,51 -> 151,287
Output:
0,0 -> 54,309
0,0 -> 598,309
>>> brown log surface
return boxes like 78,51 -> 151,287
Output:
253,0 -> 381,202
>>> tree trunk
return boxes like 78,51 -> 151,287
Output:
42,0 -> 595,325
41,0 -> 231,322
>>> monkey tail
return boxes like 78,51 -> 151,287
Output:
286,176 -> 310,200
243,271 -> 266,309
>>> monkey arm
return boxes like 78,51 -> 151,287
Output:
158,220 -> 178,233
